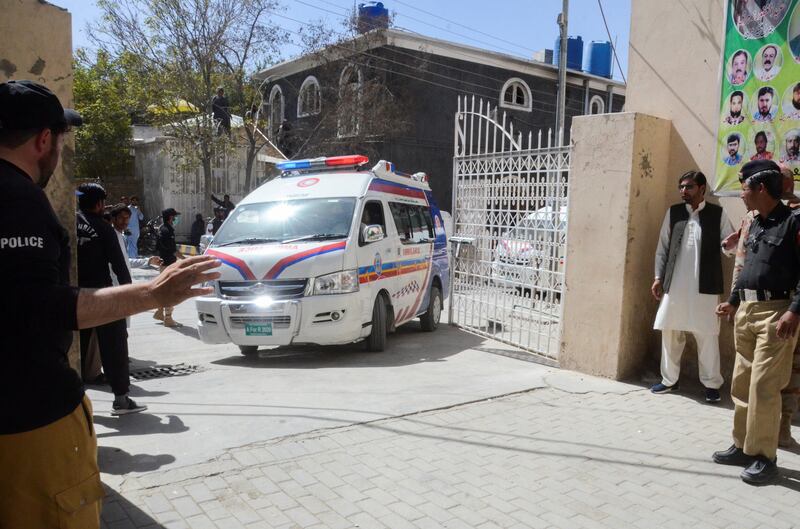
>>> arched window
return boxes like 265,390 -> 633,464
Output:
499,78 -> 532,111
338,65 -> 363,137
298,76 -> 322,117
268,84 -> 284,138
589,95 -> 606,115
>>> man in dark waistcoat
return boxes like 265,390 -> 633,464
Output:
651,170 -> 734,402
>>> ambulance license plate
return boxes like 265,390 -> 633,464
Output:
245,323 -> 273,336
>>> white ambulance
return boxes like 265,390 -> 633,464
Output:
195,155 -> 450,354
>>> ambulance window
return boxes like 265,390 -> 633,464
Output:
389,203 -> 434,244
359,201 -> 386,246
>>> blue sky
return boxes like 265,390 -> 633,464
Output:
55,0 -> 630,80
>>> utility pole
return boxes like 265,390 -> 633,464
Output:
556,0 -> 569,147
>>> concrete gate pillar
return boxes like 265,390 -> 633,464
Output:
560,112 -> 675,379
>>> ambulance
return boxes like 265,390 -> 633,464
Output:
195,155 -> 449,354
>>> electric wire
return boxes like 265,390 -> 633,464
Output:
596,0 -> 627,84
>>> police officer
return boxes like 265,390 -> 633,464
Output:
155,207 -> 184,326
714,159 -> 800,484
77,182 -> 145,415
0,80 -> 220,528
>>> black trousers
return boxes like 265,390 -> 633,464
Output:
80,319 -> 130,396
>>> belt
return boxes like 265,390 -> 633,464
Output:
737,289 -> 793,302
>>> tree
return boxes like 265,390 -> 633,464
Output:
91,0 -> 285,209
73,49 -> 136,181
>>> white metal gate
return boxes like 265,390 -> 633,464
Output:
449,96 -> 570,361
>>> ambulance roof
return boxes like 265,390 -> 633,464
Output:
240,157 -> 431,205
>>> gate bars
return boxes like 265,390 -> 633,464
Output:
449,95 -> 570,360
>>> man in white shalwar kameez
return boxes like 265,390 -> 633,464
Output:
651,171 -> 734,402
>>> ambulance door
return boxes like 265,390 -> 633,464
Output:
386,201 -> 435,325
356,199 -> 394,320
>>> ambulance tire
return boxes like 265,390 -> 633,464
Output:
239,345 -> 259,356
420,285 -> 442,332
366,295 -> 388,352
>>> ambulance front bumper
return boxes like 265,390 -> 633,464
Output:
195,293 -> 366,347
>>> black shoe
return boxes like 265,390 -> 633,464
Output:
112,397 -> 148,416
705,388 -> 721,403
712,444 -> 755,466
651,382 -> 679,394
740,456 -> 779,485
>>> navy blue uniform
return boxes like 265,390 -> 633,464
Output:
0,159 -> 81,433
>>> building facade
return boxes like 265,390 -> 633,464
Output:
257,29 -> 626,211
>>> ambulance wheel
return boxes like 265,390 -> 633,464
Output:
366,295 -> 388,352
239,345 -> 259,356
420,285 -> 442,332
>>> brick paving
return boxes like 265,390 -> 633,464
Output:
101,383 -> 800,529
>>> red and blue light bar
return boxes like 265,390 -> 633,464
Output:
277,155 -> 369,172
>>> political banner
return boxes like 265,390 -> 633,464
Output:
714,0 -> 800,195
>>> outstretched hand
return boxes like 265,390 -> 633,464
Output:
148,255 -> 221,307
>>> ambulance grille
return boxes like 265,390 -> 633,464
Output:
219,279 -> 307,300
229,316 -> 292,329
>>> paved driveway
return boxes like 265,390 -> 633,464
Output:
90,289 -> 554,482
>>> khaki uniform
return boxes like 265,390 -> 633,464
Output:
732,300 -> 798,459
0,396 -> 102,528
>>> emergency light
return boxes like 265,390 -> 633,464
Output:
277,155 -> 369,172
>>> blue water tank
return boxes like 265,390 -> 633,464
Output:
553,36 -> 583,70
357,2 -> 389,33
584,41 -> 613,78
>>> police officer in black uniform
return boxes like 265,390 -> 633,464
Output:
0,80 -> 220,528
77,182 -> 145,415
714,159 -> 800,484
155,207 -> 183,326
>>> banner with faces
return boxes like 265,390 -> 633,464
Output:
715,0 -> 800,194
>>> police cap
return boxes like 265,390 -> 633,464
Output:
0,80 -> 83,132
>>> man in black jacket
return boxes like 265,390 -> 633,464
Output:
155,208 -> 184,326
77,183 -> 145,415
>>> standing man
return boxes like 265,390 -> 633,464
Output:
127,195 -> 144,257
77,183 -> 146,415
211,206 -> 225,234
651,170 -> 734,402
722,166 -> 800,449
714,160 -> 800,484
155,207 -> 184,327
190,212 -> 206,247
211,193 -> 236,218
0,80 -> 220,528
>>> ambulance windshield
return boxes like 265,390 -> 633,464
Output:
211,198 -> 357,247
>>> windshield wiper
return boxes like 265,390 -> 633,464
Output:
215,237 -> 279,247
281,233 -> 348,244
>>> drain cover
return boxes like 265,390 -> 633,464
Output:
129,363 -> 205,380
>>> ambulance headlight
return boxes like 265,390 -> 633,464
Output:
313,270 -> 360,295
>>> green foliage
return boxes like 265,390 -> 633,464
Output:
73,50 -> 136,180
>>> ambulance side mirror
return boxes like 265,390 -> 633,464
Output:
363,224 -> 385,243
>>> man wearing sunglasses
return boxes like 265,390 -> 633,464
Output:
651,171 -> 734,403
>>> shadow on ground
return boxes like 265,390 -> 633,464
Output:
101,486 -> 165,528
98,446 -> 176,475
211,323 -> 487,369
94,413 -> 188,439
